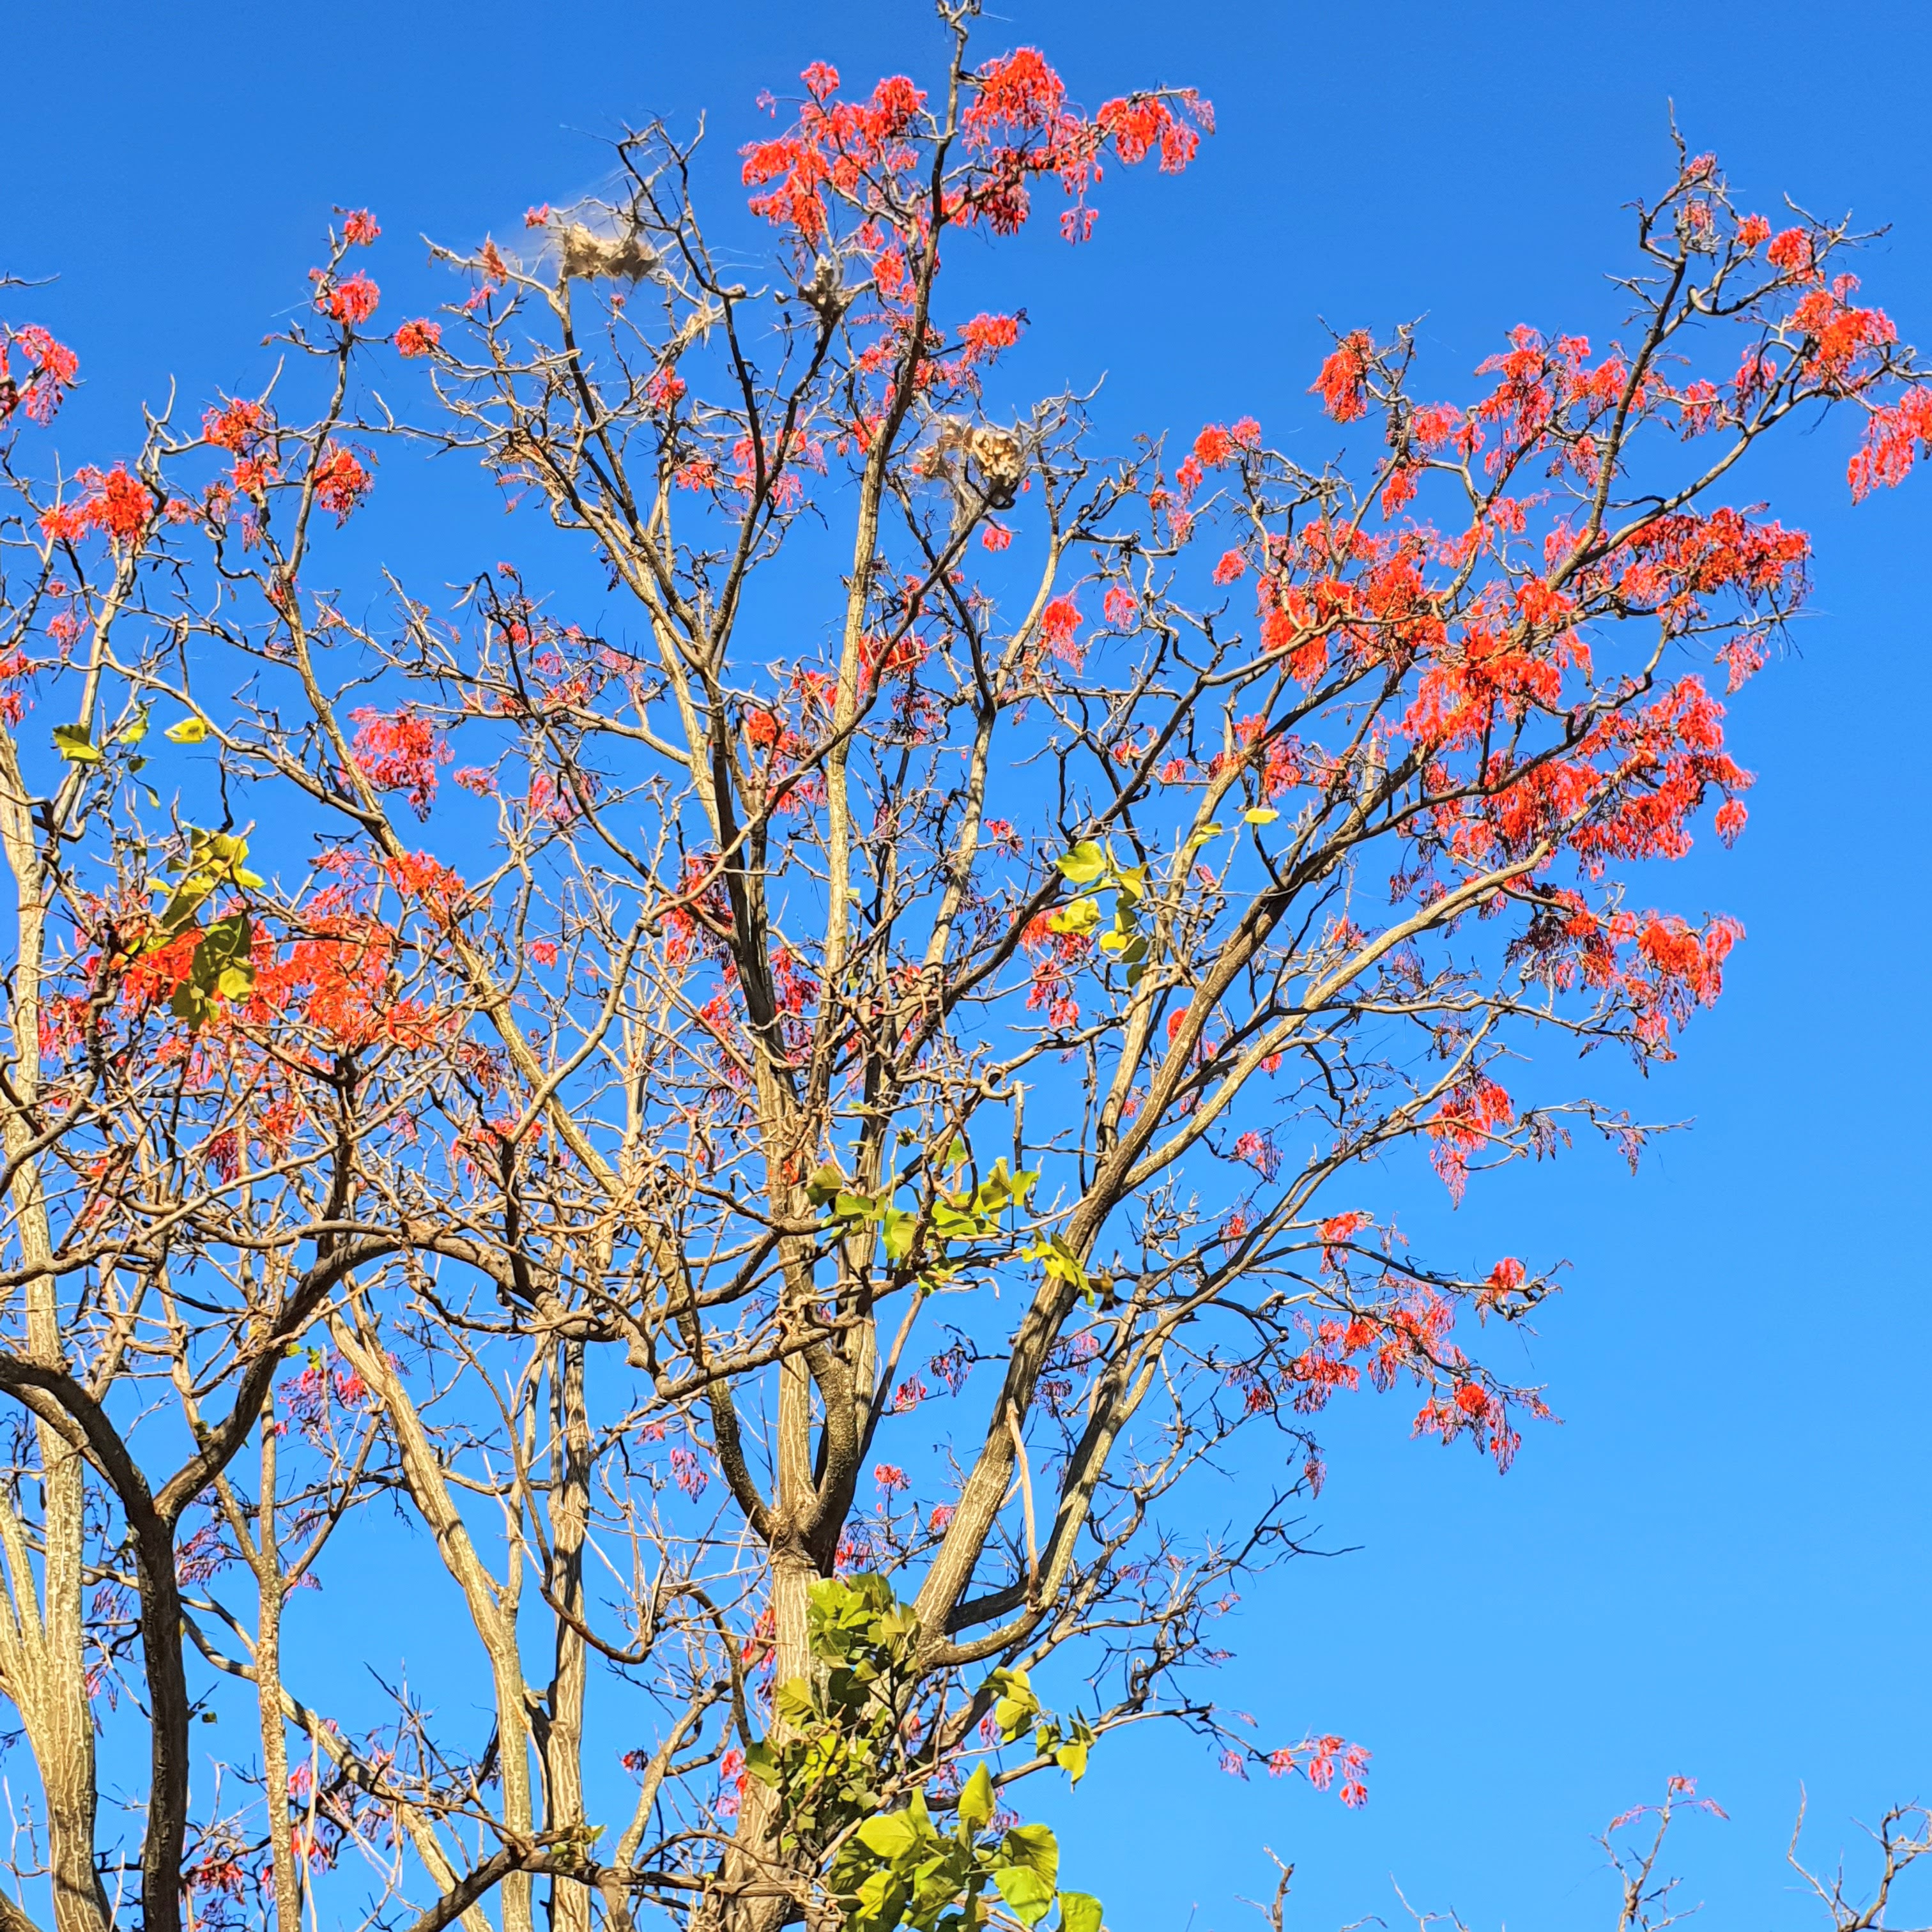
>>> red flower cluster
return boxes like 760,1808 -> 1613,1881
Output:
312,443 -> 371,521
0,325 -> 79,425
313,269 -> 380,326
395,318 -> 441,358
348,707 -> 450,819
740,66 -> 928,244
39,464 -> 151,548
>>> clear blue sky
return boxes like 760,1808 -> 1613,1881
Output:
12,3 -> 1931,1929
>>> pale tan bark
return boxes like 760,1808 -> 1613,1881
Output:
330,1313 -> 537,1932
0,715 -> 110,1932
541,1340 -> 590,1932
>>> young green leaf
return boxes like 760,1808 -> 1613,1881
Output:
1053,841 -> 1106,885
1058,1892 -> 1105,1932
956,1763 -> 996,1835
1047,897 -> 1101,936
804,1160 -> 847,1206
857,1811 -> 922,1860
997,1867 -> 1057,1927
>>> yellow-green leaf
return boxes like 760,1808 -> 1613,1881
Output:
1054,841 -> 1106,885
857,1811 -> 921,1861
956,1763 -> 996,1835
52,724 -> 100,764
1243,807 -> 1280,825
165,715 -> 210,744
1059,1892 -> 1104,1932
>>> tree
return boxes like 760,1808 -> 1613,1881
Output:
1267,1782 -> 1932,1932
0,6 -> 1923,1931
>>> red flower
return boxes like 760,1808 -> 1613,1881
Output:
203,397 -> 266,452
1,325 -> 79,424
960,312 -> 1022,361
318,271 -> 380,326
1193,423 -> 1234,468
395,319 -> 441,358
312,445 -> 371,521
43,465 -> 152,548
349,707 -> 449,818
1314,332 -> 1374,423
341,209 -> 380,247
1766,227 -> 1813,277
1039,594 -> 1081,665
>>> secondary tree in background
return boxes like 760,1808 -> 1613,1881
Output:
0,4 -> 1925,1931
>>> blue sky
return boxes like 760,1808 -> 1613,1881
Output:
11,3 -> 1931,1929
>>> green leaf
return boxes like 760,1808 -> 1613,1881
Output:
165,714 -> 210,744
169,982 -> 211,1027
158,882 -> 211,933
975,1158 -> 1015,1215
200,911 -> 254,971
774,1678 -> 817,1729
1046,897 -> 1100,937
1053,1737 -> 1089,1784
857,1811 -> 922,1862
956,1763 -> 995,1836
52,724 -> 100,764
1000,1825 -> 1059,1886
992,1673 -> 1039,1742
881,1206 -> 917,1266
875,1602 -> 920,1652
855,1867 -> 902,1920
1059,1892 -> 1104,1932
932,1201 -> 983,1241
1053,841 -> 1106,885
995,1826 -> 1061,1926
742,1740 -> 778,1788
995,1868 -> 1057,1928
1021,1236 -> 1087,1294
804,1161 -> 847,1206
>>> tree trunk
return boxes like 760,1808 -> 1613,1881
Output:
544,1341 -> 590,1932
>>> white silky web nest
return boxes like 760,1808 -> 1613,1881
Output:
554,220 -> 657,283
917,418 -> 1027,507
